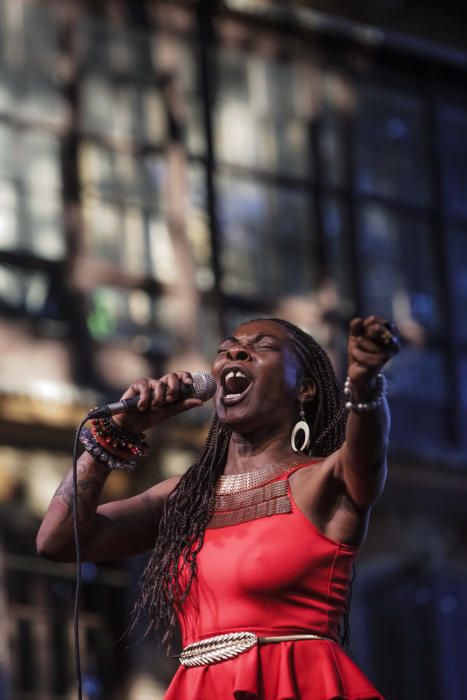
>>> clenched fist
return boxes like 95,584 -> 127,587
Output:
347,316 -> 400,398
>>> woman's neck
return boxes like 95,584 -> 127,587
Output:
224,426 -> 301,475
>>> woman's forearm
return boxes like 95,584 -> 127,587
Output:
36,452 -> 110,560
343,394 -> 390,474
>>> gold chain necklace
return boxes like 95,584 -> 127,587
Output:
207,457 -> 322,529
214,457 -> 318,494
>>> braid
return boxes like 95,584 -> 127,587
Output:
131,417 -> 231,651
269,318 -> 345,457
339,562 -> 356,649
132,317 -> 347,650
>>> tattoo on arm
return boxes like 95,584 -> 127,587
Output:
53,470 -> 106,525
53,475 -> 74,509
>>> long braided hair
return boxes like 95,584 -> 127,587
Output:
132,318 -> 348,650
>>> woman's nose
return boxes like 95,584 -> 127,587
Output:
226,346 -> 251,362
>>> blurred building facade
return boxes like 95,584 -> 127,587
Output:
0,1 -> 467,698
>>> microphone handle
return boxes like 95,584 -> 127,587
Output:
107,396 -> 140,416
88,384 -> 195,419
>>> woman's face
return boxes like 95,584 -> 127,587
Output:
212,319 -> 304,433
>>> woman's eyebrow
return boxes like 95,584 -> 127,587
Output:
219,335 -> 238,345
220,333 -> 282,344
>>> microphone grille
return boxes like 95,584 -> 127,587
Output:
191,371 -> 217,402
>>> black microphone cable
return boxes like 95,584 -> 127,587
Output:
72,415 -> 89,700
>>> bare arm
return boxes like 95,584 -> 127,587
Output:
36,371 -> 203,562
334,316 -> 399,507
36,451 -> 180,562
36,452 -> 109,560
337,394 -> 390,507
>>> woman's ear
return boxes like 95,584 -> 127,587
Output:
298,378 -> 316,404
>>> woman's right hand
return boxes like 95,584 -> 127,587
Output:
112,371 -> 204,433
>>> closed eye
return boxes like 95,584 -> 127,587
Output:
256,344 -> 281,351
216,334 -> 282,354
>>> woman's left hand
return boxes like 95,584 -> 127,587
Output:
347,316 -> 400,395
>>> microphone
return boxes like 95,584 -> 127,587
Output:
87,371 -> 217,419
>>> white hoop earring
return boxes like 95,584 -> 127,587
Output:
291,404 -> 311,453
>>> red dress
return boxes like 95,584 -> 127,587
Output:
165,461 -> 384,700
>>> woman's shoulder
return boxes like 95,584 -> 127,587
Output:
288,454 -> 336,482
287,451 -> 349,510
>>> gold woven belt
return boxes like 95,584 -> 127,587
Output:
179,631 -> 332,667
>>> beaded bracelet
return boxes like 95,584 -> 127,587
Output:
91,416 -> 149,458
344,372 -> 387,413
79,428 -> 137,473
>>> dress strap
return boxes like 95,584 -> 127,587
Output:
279,457 -> 324,480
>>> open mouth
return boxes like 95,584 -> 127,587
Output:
221,366 -> 253,405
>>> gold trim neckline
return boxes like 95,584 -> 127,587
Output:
215,457 -> 320,495
207,458 -> 323,528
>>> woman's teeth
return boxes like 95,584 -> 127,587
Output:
224,369 -> 247,382
223,369 -> 251,399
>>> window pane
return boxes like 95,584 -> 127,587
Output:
0,265 -> 52,319
214,49 -> 311,177
218,174 -> 315,299
81,75 -> 141,142
154,35 -> 204,156
0,2 -> 60,72
152,162 -> 213,289
458,356 -> 467,449
274,188 -> 315,294
318,72 -> 353,188
0,127 -> 64,258
87,287 -> 203,358
82,163 -> 212,289
82,196 -> 132,271
23,132 -> 62,193
355,84 -> 432,207
80,141 -> 155,206
357,204 -> 441,332
79,28 -> 202,152
0,66 -> 13,113
22,3 -> 60,73
387,347 -> 447,405
81,75 -> 165,145
87,287 -> 158,342
322,198 -> 356,315
386,348 -> 449,449
217,175 -> 270,297
0,66 -> 66,129
28,193 -> 64,260
437,104 -> 467,221
17,72 -> 67,129
446,226 -> 467,341
0,123 -> 12,176
143,88 -> 168,145
319,111 -> 347,187
79,18 -> 152,76
0,180 -> 19,249
187,167 -> 215,291
0,180 -> 64,260
0,125 -> 61,192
